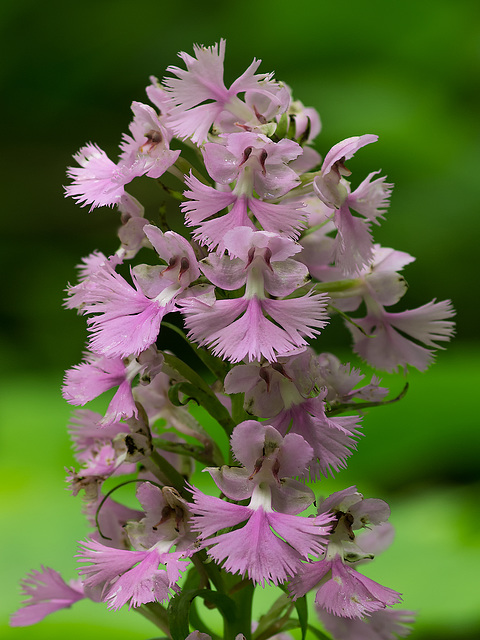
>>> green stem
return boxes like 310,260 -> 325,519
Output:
225,580 -> 254,640
202,558 -> 226,594
328,304 -> 372,336
163,353 -> 236,437
299,214 -> 335,238
162,321 -> 229,382
314,278 -> 362,293
327,382 -> 409,416
172,156 -> 211,185
156,180 -> 186,201
231,392 -> 248,425
144,450 -> 190,499
155,437 -> 220,466
158,203 -> 171,232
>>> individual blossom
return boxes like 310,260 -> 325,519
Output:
124,482 -> 195,553
224,347 -> 387,417
317,606 -> 415,640
67,409 -> 130,462
315,352 -> 389,405
189,420 -> 332,586
347,247 -> 455,372
289,487 -> 402,619
224,349 -> 363,478
119,101 -> 180,179
10,567 -> 86,627
65,101 -> 180,211
313,135 -> 393,273
302,243 -> 455,372
349,297 -> 455,373
78,481 -> 193,610
181,131 -> 306,252
77,541 -> 188,610
180,227 -> 329,363
65,411 -> 144,501
163,39 -> 290,144
70,226 -> 201,359
268,391 -> 362,479
206,420 -> 316,513
83,494 -> 143,549
62,348 -> 163,425
310,244 -> 416,314
66,438 -> 137,501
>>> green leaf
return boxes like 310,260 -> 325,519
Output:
293,595 -> 308,640
169,588 -> 237,640
167,382 -> 192,407
189,599 -> 222,640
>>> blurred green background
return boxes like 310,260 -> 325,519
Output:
1,0 -> 479,638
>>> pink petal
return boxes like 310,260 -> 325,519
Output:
181,173 -> 237,225
204,508 -> 308,586
321,135 -> 378,175
11,567 -> 84,627
189,487 -> 252,538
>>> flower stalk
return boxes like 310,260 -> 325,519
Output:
11,39 -> 454,640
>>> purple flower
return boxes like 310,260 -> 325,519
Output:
163,40 -> 290,144
203,132 -> 302,197
269,396 -> 362,479
207,420 -> 315,514
67,409 -> 128,461
290,487 -> 401,618
313,135 -> 393,273
317,608 -> 415,640
65,100 -> 180,212
290,555 -> 401,619
315,352 -> 389,404
62,352 -> 144,425
119,101 -> 180,179
180,228 -> 329,362
189,484 -> 332,586
72,227 -> 201,359
224,348 -> 387,418
11,567 -> 85,626
125,482 -> 194,553
181,130 -> 306,252
78,540 -> 189,610
65,143 -> 137,211
350,298 -> 455,372
82,264 -> 173,359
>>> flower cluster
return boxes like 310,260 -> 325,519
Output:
12,40 -> 454,640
